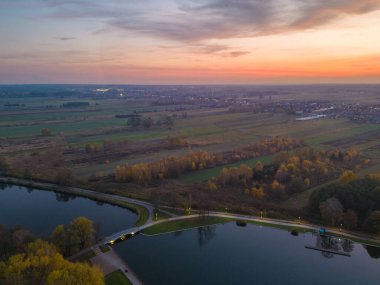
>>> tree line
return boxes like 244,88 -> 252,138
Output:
114,136 -> 303,184
207,147 -> 365,201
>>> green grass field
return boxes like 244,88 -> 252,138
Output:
178,154 -> 274,184
142,216 -> 231,235
105,270 -> 132,285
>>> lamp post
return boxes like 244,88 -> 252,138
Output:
298,216 -> 301,224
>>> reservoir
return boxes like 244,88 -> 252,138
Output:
1,184 -> 380,285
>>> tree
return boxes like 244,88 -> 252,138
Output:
207,178 -> 218,191
41,128 -> 52,136
339,170 -> 357,184
319,198 -> 344,226
343,210 -> 358,230
46,262 -> 104,285
142,117 -> 154,129
367,211 -> 380,234
1,239 -> 104,285
251,186 -> 265,199
55,169 -> 74,186
67,217 -> 94,250
288,177 -> 303,194
255,161 -> 264,172
162,114 -> 175,127
51,225 -> 66,254
127,116 -> 141,128
271,180 -> 284,191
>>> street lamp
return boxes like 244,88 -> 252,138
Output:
298,216 -> 301,223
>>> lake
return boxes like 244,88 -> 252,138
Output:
1,184 -> 380,285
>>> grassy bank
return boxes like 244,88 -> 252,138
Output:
105,270 -> 132,285
142,216 -> 231,235
107,199 -> 149,227
245,220 -> 312,233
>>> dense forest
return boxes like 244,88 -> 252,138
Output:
309,174 -> 380,233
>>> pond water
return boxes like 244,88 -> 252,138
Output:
115,223 -> 380,285
0,184 -> 136,237
1,184 -> 380,285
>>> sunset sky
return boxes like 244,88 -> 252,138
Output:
1,0 -> 380,84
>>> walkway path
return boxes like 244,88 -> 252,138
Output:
104,211 -> 380,247
90,247 -> 143,285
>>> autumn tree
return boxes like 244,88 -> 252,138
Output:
67,217 -> 94,251
207,178 -> 218,191
51,225 -> 66,254
51,217 -> 95,256
251,186 -> 265,199
0,239 -> 104,285
41,128 -> 52,136
255,161 -> 264,172
339,170 -> 357,184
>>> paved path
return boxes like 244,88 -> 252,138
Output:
104,212 -> 380,247
91,247 -> 143,285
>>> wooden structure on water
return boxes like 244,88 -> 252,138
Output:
305,246 -> 351,257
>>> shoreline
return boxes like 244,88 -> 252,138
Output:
1,176 -> 380,247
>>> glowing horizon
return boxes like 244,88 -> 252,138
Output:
1,0 -> 380,84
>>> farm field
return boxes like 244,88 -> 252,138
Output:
1,85 -> 380,222
2,95 -> 380,180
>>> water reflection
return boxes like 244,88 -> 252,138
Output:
171,231 -> 183,237
55,192 -> 76,202
306,234 -> 354,258
364,245 -> 380,259
197,225 -> 216,248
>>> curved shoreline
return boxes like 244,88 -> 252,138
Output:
1,176 -> 380,248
